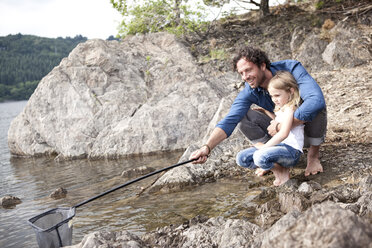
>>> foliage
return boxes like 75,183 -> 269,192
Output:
200,48 -> 228,62
0,81 -> 39,102
0,34 -> 87,101
315,0 -> 325,9
203,0 -> 270,16
111,0 -> 208,37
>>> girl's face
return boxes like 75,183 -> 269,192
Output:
268,87 -> 293,108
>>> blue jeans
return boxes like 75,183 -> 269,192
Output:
236,144 -> 302,171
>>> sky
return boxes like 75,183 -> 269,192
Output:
0,0 -> 123,39
0,0 -> 284,40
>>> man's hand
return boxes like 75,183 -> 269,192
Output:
267,119 -> 279,136
190,145 -> 210,164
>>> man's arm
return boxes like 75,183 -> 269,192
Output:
291,61 -> 326,121
190,127 -> 227,164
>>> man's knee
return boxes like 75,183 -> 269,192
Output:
239,109 -> 271,142
304,108 -> 327,147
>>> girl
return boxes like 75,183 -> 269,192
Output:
236,71 -> 304,186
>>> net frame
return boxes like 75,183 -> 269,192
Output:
28,207 -> 76,248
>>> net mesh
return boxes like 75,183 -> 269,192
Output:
28,207 -> 75,248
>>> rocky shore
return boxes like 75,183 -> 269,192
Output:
7,1 -> 372,247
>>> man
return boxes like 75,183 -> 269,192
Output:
190,46 -> 327,177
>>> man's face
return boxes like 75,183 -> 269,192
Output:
236,58 -> 266,89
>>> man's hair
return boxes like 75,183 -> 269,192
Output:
232,46 -> 271,71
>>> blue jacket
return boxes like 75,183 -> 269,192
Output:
216,60 -> 326,137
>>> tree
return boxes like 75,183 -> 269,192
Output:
111,0 -> 208,37
204,0 -> 270,17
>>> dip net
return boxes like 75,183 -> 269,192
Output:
27,158 -> 195,247
28,207 -> 75,248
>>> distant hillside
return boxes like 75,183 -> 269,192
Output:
0,34 -> 88,102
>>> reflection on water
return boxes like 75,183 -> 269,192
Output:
0,101 -> 260,248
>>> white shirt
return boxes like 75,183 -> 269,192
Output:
275,106 -> 305,152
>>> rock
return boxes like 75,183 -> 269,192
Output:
258,201 -> 372,248
121,166 -> 155,178
255,198 -> 283,228
142,216 -> 262,248
50,187 -> 67,199
292,31 -> 330,72
355,192 -> 372,220
359,175 -> 372,193
255,210 -> 301,247
340,191 -> 372,220
1,195 -> 22,208
322,22 -> 370,68
278,191 -> 311,213
298,181 -> 322,196
143,89 -> 251,193
69,216 -> 262,248
65,230 -> 147,248
8,33 -> 232,159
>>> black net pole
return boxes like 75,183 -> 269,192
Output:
73,158 -> 197,209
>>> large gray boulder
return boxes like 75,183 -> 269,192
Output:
8,33 -> 234,159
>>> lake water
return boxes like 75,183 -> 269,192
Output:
0,101 -> 258,248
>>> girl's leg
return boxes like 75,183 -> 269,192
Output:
255,168 -> 270,176
236,147 -> 258,169
271,163 -> 290,186
253,145 -> 301,186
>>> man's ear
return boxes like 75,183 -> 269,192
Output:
260,63 -> 267,71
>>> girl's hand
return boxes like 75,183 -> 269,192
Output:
252,106 -> 266,113
254,142 -> 265,149
253,106 -> 275,119
268,120 -> 279,136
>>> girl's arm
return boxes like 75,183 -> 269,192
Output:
252,106 -> 275,119
255,107 -> 294,149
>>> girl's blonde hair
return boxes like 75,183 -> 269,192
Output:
268,71 -> 301,111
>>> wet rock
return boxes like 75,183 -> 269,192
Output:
142,216 -> 262,247
0,195 -> 21,208
259,201 -> 372,248
65,230 -> 147,248
50,187 -> 67,199
121,166 -> 155,178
